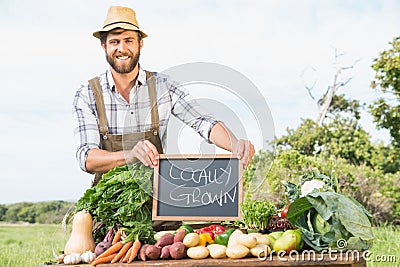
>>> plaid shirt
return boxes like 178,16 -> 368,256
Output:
73,67 -> 218,171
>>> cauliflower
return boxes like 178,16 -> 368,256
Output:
301,179 -> 325,196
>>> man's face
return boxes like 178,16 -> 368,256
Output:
102,29 -> 143,74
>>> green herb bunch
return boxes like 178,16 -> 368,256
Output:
239,199 -> 276,230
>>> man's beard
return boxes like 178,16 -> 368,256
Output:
106,51 -> 140,74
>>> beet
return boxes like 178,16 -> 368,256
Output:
94,227 -> 114,256
94,241 -> 112,256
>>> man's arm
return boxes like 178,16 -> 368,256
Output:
209,122 -> 255,168
85,140 -> 160,173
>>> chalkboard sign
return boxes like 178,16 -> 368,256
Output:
152,154 -> 243,221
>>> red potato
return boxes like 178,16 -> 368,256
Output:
138,244 -> 150,261
155,233 -> 174,247
169,242 -> 186,259
173,229 -> 186,243
160,245 -> 171,259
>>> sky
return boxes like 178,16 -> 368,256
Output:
0,0 -> 399,204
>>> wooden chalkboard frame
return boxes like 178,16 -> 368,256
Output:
152,154 -> 243,221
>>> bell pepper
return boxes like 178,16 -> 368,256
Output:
195,229 -> 215,240
209,224 -> 225,234
214,228 -> 235,246
198,233 -> 214,246
195,224 -> 225,240
177,224 -> 194,234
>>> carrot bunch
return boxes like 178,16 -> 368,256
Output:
91,228 -> 142,266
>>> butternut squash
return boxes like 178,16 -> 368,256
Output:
64,210 -> 96,255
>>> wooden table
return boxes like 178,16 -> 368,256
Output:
40,253 -> 366,267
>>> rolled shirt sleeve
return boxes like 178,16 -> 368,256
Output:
72,84 -> 101,172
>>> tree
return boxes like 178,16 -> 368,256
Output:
276,117 -> 376,167
370,36 -> 400,146
303,49 -> 358,125
0,204 -> 7,221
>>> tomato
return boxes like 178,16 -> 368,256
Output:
280,204 -> 290,218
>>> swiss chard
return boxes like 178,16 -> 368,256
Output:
75,163 -> 155,242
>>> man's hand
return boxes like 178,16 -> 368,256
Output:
233,139 -> 255,168
127,140 -> 159,168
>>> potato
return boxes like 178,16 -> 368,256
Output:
227,229 -> 244,247
145,245 -> 162,260
248,233 -> 270,246
183,233 -> 200,248
187,246 -> 210,259
155,232 -> 174,247
173,228 -> 186,243
207,244 -> 227,259
226,244 -> 250,259
138,244 -> 150,261
237,234 -> 257,248
160,245 -> 171,259
250,244 -> 271,258
169,242 -> 186,259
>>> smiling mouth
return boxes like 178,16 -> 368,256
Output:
116,55 -> 130,60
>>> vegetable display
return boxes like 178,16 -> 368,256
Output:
53,165 -> 376,265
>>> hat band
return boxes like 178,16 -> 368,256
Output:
102,21 -> 139,30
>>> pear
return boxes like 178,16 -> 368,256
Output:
267,231 -> 283,248
279,229 -> 304,250
273,233 -> 297,253
293,229 -> 304,250
264,234 -> 276,248
268,231 -> 284,240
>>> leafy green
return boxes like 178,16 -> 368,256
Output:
287,191 -> 374,251
75,163 -> 155,242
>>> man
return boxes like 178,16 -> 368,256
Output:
73,6 -> 254,183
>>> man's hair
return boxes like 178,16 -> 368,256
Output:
100,30 -> 143,44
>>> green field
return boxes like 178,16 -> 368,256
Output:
0,224 -> 399,267
0,224 -> 67,267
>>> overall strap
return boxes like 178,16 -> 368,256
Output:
145,71 -> 160,133
88,77 -> 109,139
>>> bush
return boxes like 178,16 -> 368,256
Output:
0,201 -> 75,224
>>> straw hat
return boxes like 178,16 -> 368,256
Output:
93,6 -> 148,39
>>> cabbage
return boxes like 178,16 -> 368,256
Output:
287,191 -> 374,251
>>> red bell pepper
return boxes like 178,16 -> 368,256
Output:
195,225 -> 225,240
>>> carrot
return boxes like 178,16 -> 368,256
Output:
121,245 -> 134,262
91,252 -> 117,266
111,241 -> 133,263
112,229 -> 122,245
96,241 -> 124,260
128,240 -> 142,263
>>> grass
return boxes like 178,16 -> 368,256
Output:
0,224 -> 67,267
368,225 -> 400,267
0,224 -> 399,266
